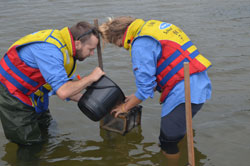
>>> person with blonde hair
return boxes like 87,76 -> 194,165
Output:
99,16 -> 212,162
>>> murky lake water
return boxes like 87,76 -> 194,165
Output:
0,0 -> 250,165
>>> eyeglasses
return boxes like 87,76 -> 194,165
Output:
77,29 -> 93,40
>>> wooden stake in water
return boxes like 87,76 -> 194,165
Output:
94,19 -> 105,127
184,62 -> 195,166
94,19 -> 103,70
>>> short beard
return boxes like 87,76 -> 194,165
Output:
75,49 -> 85,61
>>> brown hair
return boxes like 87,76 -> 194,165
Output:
70,21 -> 99,43
99,16 -> 136,44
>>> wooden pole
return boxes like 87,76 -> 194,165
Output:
94,19 -> 105,127
184,62 -> 195,166
94,19 -> 103,70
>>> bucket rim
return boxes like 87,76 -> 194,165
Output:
101,75 -> 126,99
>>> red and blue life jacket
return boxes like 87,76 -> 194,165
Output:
123,19 -> 212,103
0,27 -> 77,113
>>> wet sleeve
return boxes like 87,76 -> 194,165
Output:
131,37 -> 161,101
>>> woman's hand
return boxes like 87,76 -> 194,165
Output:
125,94 -> 134,102
110,103 -> 128,118
111,94 -> 142,118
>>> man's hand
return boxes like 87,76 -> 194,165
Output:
88,67 -> 105,82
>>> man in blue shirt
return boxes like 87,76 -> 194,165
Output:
0,21 -> 105,145
99,16 -> 212,164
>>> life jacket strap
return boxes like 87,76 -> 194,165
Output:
30,86 -> 49,113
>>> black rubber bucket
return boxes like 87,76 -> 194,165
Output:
78,75 -> 125,121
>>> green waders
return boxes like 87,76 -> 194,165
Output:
0,84 -> 52,145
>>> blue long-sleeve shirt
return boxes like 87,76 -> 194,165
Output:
18,42 -> 73,96
131,36 -> 212,117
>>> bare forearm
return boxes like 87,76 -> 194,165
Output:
56,75 -> 94,100
69,92 -> 83,102
56,67 -> 105,100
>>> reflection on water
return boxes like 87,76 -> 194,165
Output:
1,127 -> 207,166
2,143 -> 42,166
